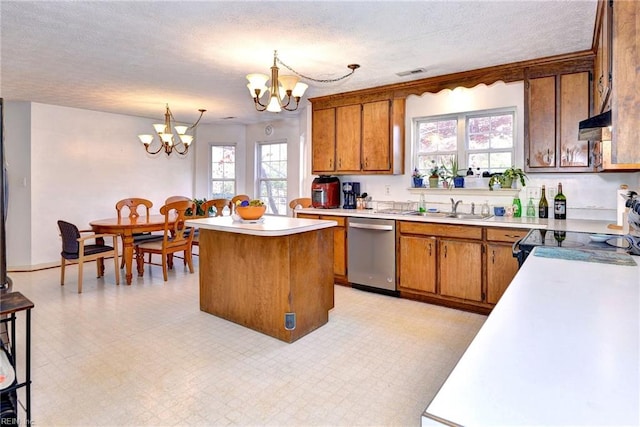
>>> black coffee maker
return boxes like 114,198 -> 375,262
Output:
342,182 -> 360,209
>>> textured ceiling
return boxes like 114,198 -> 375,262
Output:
0,1 -> 597,125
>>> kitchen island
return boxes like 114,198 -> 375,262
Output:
422,245 -> 639,426
185,216 -> 337,343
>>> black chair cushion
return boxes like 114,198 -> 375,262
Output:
61,244 -> 114,260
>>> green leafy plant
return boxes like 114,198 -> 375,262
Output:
429,160 -> 440,178
439,155 -> 461,186
187,198 -> 212,216
411,168 -> 424,179
488,167 -> 528,190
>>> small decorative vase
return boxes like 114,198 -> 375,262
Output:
413,178 -> 424,188
429,177 -> 439,188
453,176 -> 465,188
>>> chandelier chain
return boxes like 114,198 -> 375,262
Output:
275,57 -> 357,83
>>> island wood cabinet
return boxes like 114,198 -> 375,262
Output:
592,0 -> 640,171
310,95 -> 404,175
398,222 -> 527,313
296,213 -> 348,284
486,227 -> 529,304
525,71 -> 592,172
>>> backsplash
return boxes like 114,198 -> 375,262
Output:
336,172 -> 640,221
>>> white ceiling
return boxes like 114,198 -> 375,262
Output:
1,1 -> 598,125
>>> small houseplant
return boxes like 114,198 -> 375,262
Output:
439,156 -> 463,188
428,160 -> 440,188
488,166 -> 528,190
411,168 -> 424,188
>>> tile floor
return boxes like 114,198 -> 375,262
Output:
6,258 -> 485,426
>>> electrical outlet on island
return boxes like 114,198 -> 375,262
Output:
385,185 -> 391,195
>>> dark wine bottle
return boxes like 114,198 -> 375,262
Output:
538,185 -> 548,218
554,182 -> 567,220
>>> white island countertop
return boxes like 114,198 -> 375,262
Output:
422,247 -> 639,426
186,215 -> 337,237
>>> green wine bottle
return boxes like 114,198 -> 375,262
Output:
554,182 -> 567,220
539,185 -> 549,218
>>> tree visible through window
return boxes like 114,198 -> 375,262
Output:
210,145 -> 236,199
258,141 -> 287,215
414,108 -> 515,176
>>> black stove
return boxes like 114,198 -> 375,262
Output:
514,229 -> 631,266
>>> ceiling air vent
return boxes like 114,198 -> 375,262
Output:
396,68 -> 427,77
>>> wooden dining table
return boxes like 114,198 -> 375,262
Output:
90,215 -> 170,285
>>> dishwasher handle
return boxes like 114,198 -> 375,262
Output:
349,222 -> 394,231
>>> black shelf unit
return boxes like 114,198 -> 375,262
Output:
0,292 -> 34,425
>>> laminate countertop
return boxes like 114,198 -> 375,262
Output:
185,215 -> 337,237
297,207 -> 626,234
422,246 -> 640,426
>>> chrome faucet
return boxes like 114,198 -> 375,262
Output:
450,198 -> 463,214
470,202 -> 476,215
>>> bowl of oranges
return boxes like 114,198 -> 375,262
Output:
235,199 -> 266,221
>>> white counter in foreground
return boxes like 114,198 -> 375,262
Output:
423,248 -> 639,426
186,215 -> 337,237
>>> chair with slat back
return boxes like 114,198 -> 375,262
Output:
135,200 -> 196,281
165,195 -> 191,205
115,198 -> 162,267
289,198 -> 312,217
231,194 -> 250,212
57,220 -> 120,293
191,198 -> 232,250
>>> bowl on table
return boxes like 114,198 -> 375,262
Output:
236,205 -> 266,221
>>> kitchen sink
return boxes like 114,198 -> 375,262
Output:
404,211 -> 493,220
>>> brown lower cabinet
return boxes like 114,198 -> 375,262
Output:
398,222 -> 527,314
296,213 -> 348,284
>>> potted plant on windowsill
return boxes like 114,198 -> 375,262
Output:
428,160 -> 440,188
440,156 -> 464,188
412,168 -> 424,188
488,166 -> 527,190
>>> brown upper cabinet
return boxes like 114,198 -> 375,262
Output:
310,94 -> 404,175
525,70 -> 592,172
592,0 -> 640,171
593,0 -> 612,114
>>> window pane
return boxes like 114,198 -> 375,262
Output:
489,152 -> 512,170
418,119 -> 457,153
468,153 -> 489,170
211,145 -> 236,199
258,142 -> 287,216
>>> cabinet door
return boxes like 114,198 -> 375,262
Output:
439,239 -> 483,302
486,243 -> 519,304
332,225 -> 347,277
312,108 -> 336,173
559,72 -> 590,167
527,76 -> 556,168
361,100 -> 391,172
336,104 -> 362,172
399,235 -> 436,294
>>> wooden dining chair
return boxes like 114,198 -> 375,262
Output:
165,195 -> 191,205
289,197 -> 312,216
190,198 -> 232,252
135,200 -> 196,281
58,220 -> 120,293
115,197 -> 162,267
231,194 -> 250,211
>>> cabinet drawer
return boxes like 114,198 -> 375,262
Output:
296,213 -> 320,220
398,221 -> 482,240
486,227 -> 528,243
320,215 -> 346,227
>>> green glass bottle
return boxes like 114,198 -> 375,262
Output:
513,195 -> 522,218
554,182 -> 567,220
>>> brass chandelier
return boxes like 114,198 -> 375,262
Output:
138,104 -> 206,156
246,50 -> 360,113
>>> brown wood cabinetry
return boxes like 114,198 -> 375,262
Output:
310,94 -> 404,175
398,235 -> 436,294
485,228 -> 529,304
439,239 -> 483,302
593,0 -> 612,114
296,213 -> 348,284
398,222 -> 527,313
592,0 -> 640,171
525,71 -> 592,172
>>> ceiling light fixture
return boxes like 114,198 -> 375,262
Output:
247,50 -> 360,113
138,104 -> 206,156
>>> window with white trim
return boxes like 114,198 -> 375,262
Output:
210,144 -> 236,199
414,108 -> 515,176
257,141 -> 287,215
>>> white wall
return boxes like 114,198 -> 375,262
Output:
6,102 -> 194,269
319,82 -> 640,219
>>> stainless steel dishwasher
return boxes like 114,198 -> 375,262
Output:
347,217 -> 397,294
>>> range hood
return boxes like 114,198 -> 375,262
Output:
578,110 -> 611,141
